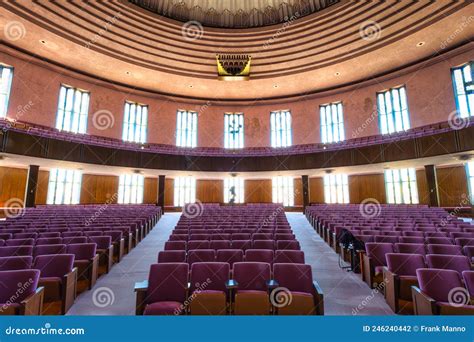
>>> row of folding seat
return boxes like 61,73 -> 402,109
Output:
164,240 -> 301,251
135,262 -> 323,315
158,249 -> 305,265
169,233 -> 296,241
353,234 -> 473,245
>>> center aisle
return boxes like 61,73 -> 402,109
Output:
286,213 -> 393,315
67,213 -> 181,315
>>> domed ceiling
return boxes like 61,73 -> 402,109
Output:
0,0 -> 472,102
129,0 -> 339,28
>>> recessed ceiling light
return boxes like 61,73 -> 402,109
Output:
39,40 -> 46,44
416,41 -> 425,47
273,84 -> 278,88
335,72 -> 341,76
125,71 -> 131,75
189,85 -> 193,88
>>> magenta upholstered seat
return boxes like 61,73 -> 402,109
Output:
37,232 -> 61,238
211,234 -> 231,241
0,256 -> 33,271
462,271 -> 474,297
455,238 -> 474,247
245,249 -> 274,264
275,233 -> 295,241
187,240 -> 210,250
463,246 -> 474,261
33,254 -> 75,279
66,243 -> 97,262
252,233 -> 273,240
189,234 -> 209,241
36,237 -> 62,246
0,269 -> 40,313
231,240 -> 252,251
33,244 -> 66,257
143,263 -> 189,315
273,263 -> 316,314
0,233 -> 12,241
426,254 -> 471,274
374,235 -> 399,244
426,237 -> 453,245
386,253 -> 425,276
83,231 -> 102,237
398,237 -> 424,244
232,233 -> 251,240
276,240 -> 300,250
216,249 -> 244,266
395,243 -> 426,255
209,240 -> 231,250
5,238 -> 35,246
88,236 -> 112,250
157,251 -> 186,263
253,240 -> 275,250
0,246 -> 33,257
427,244 -> 462,256
13,233 -> 37,240
164,241 -> 186,251
62,237 -> 88,244
169,234 -> 188,241
233,262 -> 271,315
187,249 -> 216,264
274,250 -> 305,264
61,232 -> 83,238
189,262 -> 230,315
366,243 -> 394,270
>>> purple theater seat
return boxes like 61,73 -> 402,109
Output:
157,251 -> 186,263
427,244 -> 463,256
5,238 -> 35,247
138,263 -> 189,315
413,269 -> 474,315
232,262 -> 271,315
88,236 -> 113,273
189,234 -> 209,241
210,240 -> 231,250
276,240 -> 300,250
362,242 -> 394,288
273,263 -> 321,315
0,246 -> 33,257
33,244 -> 66,257
426,237 -> 453,245
187,249 -> 216,264
0,269 -> 42,315
395,243 -> 426,256
216,249 -> 244,266
275,233 -> 296,241
0,233 -> 12,241
374,235 -> 399,244
232,233 -> 251,240
245,249 -> 274,264
33,254 -> 76,314
231,240 -> 252,251
0,256 -> 33,271
462,271 -> 474,297
83,231 -> 103,237
211,234 -> 231,241
37,232 -> 61,238
274,250 -> 305,264
66,243 -> 98,290
61,232 -> 83,238
399,237 -> 424,244
164,241 -> 186,251
252,240 -> 275,250
426,254 -> 471,275
384,253 -> 425,314
36,237 -> 62,246
252,233 -> 273,240
169,234 -> 188,241
13,233 -> 37,240
189,262 -> 230,315
463,246 -> 474,262
187,240 -> 210,250
455,238 -> 474,247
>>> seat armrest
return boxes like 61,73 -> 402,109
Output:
134,280 -> 148,292
225,279 -> 239,289
266,279 -> 279,290
62,267 -> 78,314
312,280 -> 324,315
21,287 -> 44,315
135,280 -> 148,315
411,286 -> 437,315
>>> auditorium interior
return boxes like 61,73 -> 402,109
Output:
0,0 -> 473,316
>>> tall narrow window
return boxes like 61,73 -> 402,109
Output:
272,176 -> 294,206
224,113 -> 244,148
384,168 -> 419,204
323,174 -> 349,204
452,62 -> 474,118
47,168 -> 82,205
118,174 -> 144,204
466,162 -> 474,204
122,101 -> 148,143
174,176 -> 196,206
0,65 -> 13,118
224,177 -> 244,203
270,110 -> 292,147
56,85 -> 89,133
320,102 -> 345,143
176,110 -> 197,147
377,86 -> 410,134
